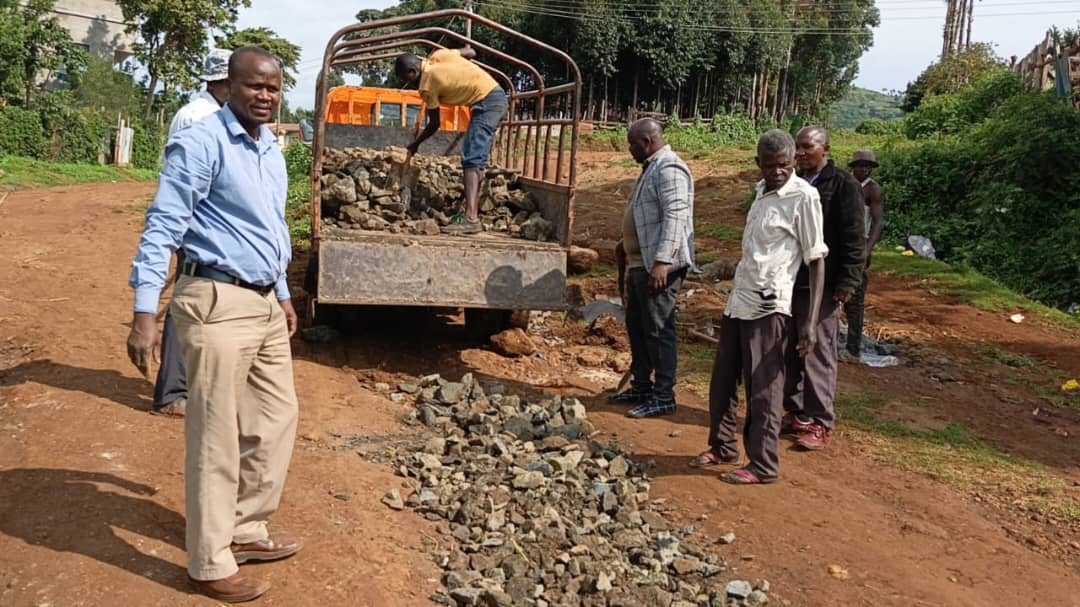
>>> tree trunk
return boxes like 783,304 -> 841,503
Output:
587,75 -> 595,122
693,74 -> 702,118
965,0 -> 975,52
749,73 -> 757,118
954,0 -> 967,55
600,76 -> 608,123
631,71 -> 639,122
143,71 -> 160,121
770,71 -> 781,122
942,0 -> 956,59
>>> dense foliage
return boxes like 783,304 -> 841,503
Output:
347,0 -> 879,123
879,82 -> 1080,307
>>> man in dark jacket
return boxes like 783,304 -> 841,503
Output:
782,126 -> 866,451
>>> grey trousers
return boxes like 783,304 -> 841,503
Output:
152,312 -> 188,408
843,272 -> 870,355
783,288 -> 841,429
708,313 -> 788,482
625,267 -> 684,403
153,251 -> 188,409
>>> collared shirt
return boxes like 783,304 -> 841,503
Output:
419,49 -> 501,108
726,174 -> 828,320
628,145 -> 695,271
168,90 -> 222,137
130,104 -> 292,314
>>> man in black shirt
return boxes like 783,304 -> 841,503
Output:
782,126 -> 866,451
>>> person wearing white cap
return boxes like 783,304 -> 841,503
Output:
168,48 -> 233,136
151,48 -> 233,419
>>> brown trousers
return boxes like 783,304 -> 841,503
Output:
784,288 -> 841,429
171,275 -> 299,580
707,313 -> 789,482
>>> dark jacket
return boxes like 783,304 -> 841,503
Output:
796,160 -> 866,293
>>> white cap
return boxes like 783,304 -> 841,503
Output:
199,49 -> 232,82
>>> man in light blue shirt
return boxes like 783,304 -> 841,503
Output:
126,47 -> 300,603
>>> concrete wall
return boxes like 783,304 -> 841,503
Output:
50,0 -> 133,62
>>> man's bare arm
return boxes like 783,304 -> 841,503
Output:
865,183 -> 885,262
459,47 -> 477,60
408,108 -> 441,154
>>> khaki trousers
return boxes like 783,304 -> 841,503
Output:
170,275 -> 299,580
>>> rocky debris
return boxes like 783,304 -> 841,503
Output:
382,489 -> 405,511
567,246 -> 600,275
698,259 -> 739,282
379,372 -> 771,607
718,533 -> 736,545
490,328 -> 538,358
320,147 -> 552,240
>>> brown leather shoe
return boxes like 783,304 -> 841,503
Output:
188,572 -> 270,603
231,534 -> 302,564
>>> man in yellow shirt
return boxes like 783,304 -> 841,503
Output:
395,48 -> 508,234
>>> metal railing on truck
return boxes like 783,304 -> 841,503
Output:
310,8 -> 583,247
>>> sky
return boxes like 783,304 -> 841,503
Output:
236,0 -> 1080,110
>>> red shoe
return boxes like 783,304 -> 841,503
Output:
796,423 -> 831,451
781,413 -> 814,436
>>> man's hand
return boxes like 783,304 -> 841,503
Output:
797,322 -> 818,358
406,141 -> 420,156
865,248 -> 873,269
649,262 -> 670,294
833,289 -> 854,304
126,313 -> 159,379
280,299 -> 298,337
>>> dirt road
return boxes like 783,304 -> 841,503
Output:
1,158 -> 1078,606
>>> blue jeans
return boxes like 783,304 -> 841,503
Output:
462,89 -> 507,169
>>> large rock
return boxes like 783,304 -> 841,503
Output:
322,175 -> 356,205
490,328 -> 537,357
521,213 -> 555,242
567,246 -> 600,275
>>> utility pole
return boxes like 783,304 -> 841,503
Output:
465,0 -> 473,40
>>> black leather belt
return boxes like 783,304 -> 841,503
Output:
181,262 -> 274,295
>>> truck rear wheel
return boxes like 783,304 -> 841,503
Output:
464,309 -> 513,342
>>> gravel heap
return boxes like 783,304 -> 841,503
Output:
320,147 -> 555,240
384,373 -> 772,607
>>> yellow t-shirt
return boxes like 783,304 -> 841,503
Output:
419,49 -> 500,108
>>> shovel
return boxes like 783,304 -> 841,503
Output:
389,109 -> 426,210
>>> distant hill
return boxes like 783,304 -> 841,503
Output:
830,87 -> 904,130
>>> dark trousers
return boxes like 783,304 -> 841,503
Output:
783,288 -> 841,429
625,266 -> 684,403
153,252 -> 188,409
843,272 -> 870,355
707,314 -> 788,482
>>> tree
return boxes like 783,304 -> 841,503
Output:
902,43 -> 1003,111
0,0 -> 84,107
216,26 -> 301,90
116,0 -> 250,120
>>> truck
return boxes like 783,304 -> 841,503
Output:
306,9 -> 583,338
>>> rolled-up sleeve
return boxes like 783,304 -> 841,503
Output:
796,189 -> 829,264
652,164 -> 692,265
129,134 -> 213,314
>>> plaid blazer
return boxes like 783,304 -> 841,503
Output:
630,145 -> 695,271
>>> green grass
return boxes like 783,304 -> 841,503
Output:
873,249 -> 1080,332
0,156 -> 158,189
980,345 -> 1037,369
700,224 -> 743,242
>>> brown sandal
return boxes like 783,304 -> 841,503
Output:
688,449 -> 740,468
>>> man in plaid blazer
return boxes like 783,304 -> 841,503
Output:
611,118 -> 695,419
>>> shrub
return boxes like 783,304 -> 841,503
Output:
855,118 -> 903,135
0,106 -> 48,159
33,92 -> 105,163
130,119 -> 165,170
879,92 -> 1080,306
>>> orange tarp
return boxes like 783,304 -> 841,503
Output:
325,86 -> 471,132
